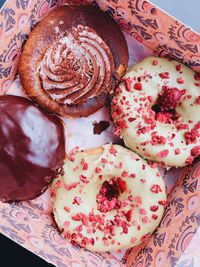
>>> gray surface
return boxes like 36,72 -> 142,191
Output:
150,0 -> 200,33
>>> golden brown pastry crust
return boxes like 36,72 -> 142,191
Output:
19,5 -> 128,117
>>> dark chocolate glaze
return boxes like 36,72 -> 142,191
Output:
0,95 -> 65,202
93,120 -> 110,135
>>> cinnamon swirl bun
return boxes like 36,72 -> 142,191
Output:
19,5 -> 128,117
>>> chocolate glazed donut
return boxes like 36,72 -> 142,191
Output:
0,95 -> 65,202
19,5 -> 128,117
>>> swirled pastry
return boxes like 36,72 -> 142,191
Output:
19,5 -> 128,117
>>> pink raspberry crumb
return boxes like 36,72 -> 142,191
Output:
156,149 -> 169,158
157,87 -> 185,112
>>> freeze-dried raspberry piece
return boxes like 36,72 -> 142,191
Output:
150,132 -> 166,145
151,184 -> 162,193
184,129 -> 198,145
134,82 -> 143,90
156,150 -> 169,159
196,96 -> 200,105
157,87 -> 184,112
96,180 -> 119,212
191,146 -> 200,157
125,209 -> 132,222
159,72 -> 169,79
155,112 -> 172,124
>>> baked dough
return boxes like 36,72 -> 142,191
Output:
51,144 -> 166,252
112,56 -> 200,167
19,5 -> 128,117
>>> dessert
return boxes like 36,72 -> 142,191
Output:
51,144 -> 166,252
112,56 -> 200,167
19,4 -> 128,118
0,95 -> 65,202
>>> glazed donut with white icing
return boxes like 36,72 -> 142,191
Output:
112,56 -> 200,167
51,144 -> 166,252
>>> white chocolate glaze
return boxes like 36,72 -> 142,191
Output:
112,56 -> 200,167
51,144 -> 166,252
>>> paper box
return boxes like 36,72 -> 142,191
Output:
1,0 -> 200,266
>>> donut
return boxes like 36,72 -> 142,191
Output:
112,56 -> 200,167
51,144 -> 166,252
19,4 -> 128,118
0,95 -> 65,202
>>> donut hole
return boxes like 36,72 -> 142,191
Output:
152,104 -> 178,123
96,178 -> 126,212
103,181 -> 119,200
152,87 -> 185,123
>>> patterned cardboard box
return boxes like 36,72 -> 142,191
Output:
0,0 -> 200,266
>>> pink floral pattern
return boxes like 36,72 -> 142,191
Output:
94,0 -> 200,71
1,0 -> 200,266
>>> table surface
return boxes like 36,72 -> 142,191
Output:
151,0 -> 200,33
0,0 -> 200,266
